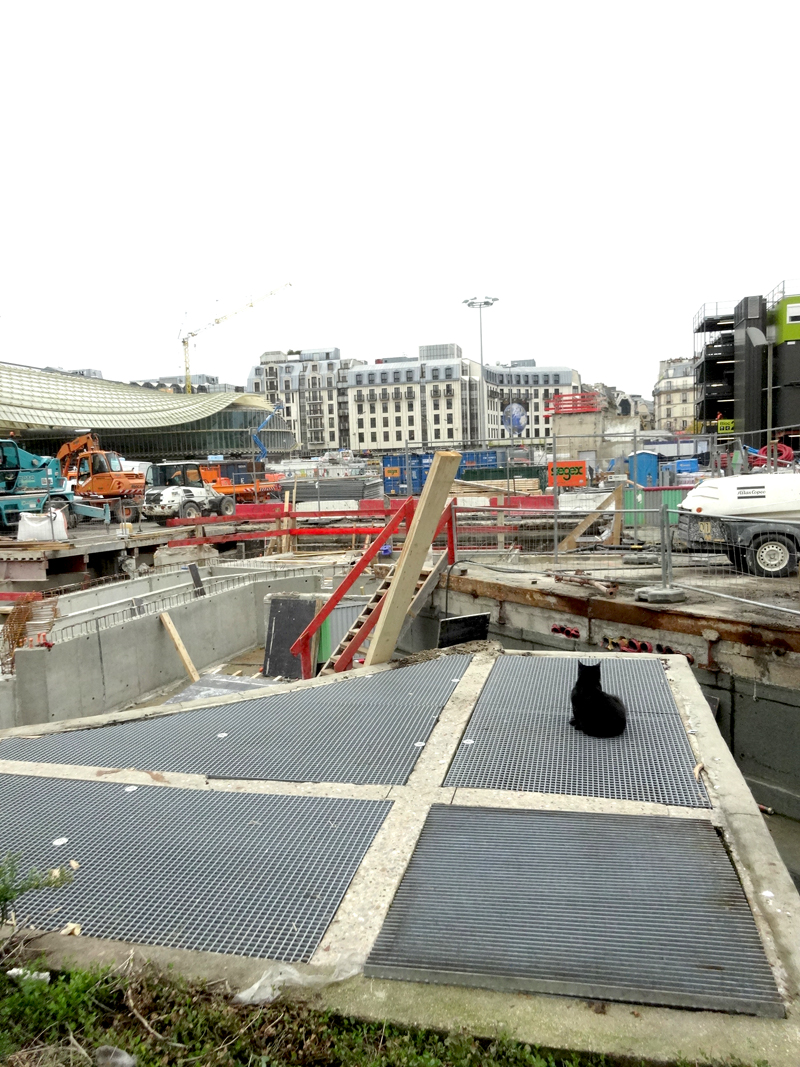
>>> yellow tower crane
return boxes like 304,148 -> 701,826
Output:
180,283 -> 292,394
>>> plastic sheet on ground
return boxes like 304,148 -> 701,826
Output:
233,956 -> 362,1004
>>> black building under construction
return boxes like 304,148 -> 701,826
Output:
694,280 -> 800,446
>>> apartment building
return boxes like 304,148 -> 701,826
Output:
653,359 -> 694,432
344,349 -> 480,448
484,361 -> 581,439
246,344 -> 584,452
246,348 -> 365,451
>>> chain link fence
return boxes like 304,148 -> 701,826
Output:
668,507 -> 800,617
450,500 -> 800,618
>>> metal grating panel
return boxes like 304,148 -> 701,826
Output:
445,657 -> 709,807
365,806 -> 784,1017
0,775 -> 390,961
0,656 -> 471,785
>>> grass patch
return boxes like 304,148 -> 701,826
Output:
0,948 -> 768,1067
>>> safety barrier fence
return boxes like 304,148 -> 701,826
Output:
667,507 -> 800,617
14,498 -> 800,663
450,503 -> 800,618
49,572 -> 262,644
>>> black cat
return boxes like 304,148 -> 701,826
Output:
569,661 -> 627,738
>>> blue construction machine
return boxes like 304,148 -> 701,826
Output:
0,439 -> 109,529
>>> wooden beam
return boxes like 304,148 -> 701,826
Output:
365,451 -> 462,666
557,484 -> 623,553
159,611 -> 200,682
398,552 -> 448,643
609,483 -> 624,545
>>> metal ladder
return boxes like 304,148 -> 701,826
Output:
317,569 -> 395,675
317,562 -> 441,675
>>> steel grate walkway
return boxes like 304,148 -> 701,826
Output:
445,657 -> 709,807
0,656 -> 471,785
0,775 -> 391,961
365,805 -> 784,1017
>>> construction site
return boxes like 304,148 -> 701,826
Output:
3,395 -> 800,1066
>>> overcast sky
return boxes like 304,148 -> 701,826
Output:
2,1 -> 798,398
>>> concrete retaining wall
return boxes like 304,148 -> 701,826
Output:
11,574 -> 318,728
0,676 -> 16,731
54,571 -> 197,616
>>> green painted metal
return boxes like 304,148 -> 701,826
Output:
769,294 -> 800,345
317,618 -> 332,663
460,465 -> 548,487
623,488 -> 685,527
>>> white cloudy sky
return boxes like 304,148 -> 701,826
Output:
2,1 -> 798,398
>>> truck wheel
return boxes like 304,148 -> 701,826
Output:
181,501 -> 202,519
218,497 -> 235,517
746,535 -> 797,578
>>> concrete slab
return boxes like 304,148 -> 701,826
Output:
1,647 -> 798,1066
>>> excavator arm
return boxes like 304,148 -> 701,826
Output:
56,434 -> 101,476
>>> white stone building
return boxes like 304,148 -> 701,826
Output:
246,344 -> 584,452
344,347 -> 482,449
653,359 -> 694,432
246,348 -> 365,452
484,361 -> 581,440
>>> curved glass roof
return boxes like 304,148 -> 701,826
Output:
0,362 -> 277,431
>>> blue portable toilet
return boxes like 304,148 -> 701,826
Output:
628,451 -> 658,487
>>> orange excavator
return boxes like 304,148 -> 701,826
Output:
57,434 -> 146,522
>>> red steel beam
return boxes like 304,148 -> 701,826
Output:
167,525 -> 394,548
166,505 -> 412,527
289,498 -> 415,677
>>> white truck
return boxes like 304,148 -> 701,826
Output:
141,461 -> 235,524
677,472 -> 800,578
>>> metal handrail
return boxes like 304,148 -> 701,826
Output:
289,496 -> 416,678
50,572 -> 260,643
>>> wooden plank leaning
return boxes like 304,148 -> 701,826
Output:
159,611 -> 200,682
365,451 -> 462,666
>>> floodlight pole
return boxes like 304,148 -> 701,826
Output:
463,296 -> 499,445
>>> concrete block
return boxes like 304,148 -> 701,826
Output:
154,544 -> 219,569
635,585 -> 687,603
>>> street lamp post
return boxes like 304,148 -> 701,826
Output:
463,296 -> 499,446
